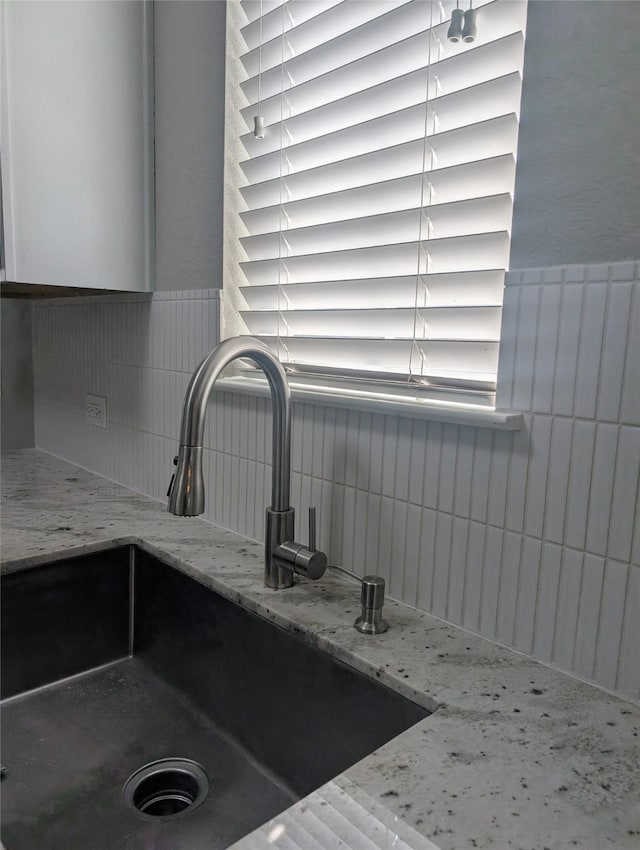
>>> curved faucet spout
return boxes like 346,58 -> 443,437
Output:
168,336 -> 326,591
168,336 -> 291,516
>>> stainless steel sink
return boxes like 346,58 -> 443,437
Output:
0,546 -> 429,849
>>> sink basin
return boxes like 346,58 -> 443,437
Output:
1,546 -> 429,849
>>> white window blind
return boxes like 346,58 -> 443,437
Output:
223,0 -> 528,408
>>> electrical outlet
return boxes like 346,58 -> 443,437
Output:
85,394 -> 107,428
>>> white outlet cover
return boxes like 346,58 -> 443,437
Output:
85,394 -> 107,428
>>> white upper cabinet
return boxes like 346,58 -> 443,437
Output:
0,0 -> 154,292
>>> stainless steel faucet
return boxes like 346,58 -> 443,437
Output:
168,336 -> 327,589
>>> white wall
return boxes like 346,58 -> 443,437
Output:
154,0 -> 226,291
511,0 -> 640,266
28,1 -> 640,702
1,300 -> 34,450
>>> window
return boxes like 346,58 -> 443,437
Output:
223,0 -> 527,413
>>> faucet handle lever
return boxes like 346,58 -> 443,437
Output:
274,506 -> 327,581
309,506 -> 317,551
166,455 -> 179,499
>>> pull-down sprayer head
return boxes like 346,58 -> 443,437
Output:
168,445 -> 205,516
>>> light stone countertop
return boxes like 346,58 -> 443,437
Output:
1,449 -> 639,850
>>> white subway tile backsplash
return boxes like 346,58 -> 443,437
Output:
447,516 -> 469,625
329,483 -> 345,567
563,265 -> 586,284
321,407 -> 336,483
469,427 -> 492,523
333,409 -> 348,487
564,420 -> 596,551
552,284 -> 583,417
573,554 -> 606,681
532,542 -> 562,664
487,430 -> 511,528
344,410 -> 359,487
381,415 -> 398,499
30,268 -> 640,700
573,283 -> 607,420
479,525 -> 503,640
408,419 -> 427,506
544,417 -> 574,545
403,503 -> 422,606
620,283 -> 640,426
312,405 -> 325,481
521,270 -> 543,285
394,417 -> 412,503
524,415 -> 552,539
432,512 -> 453,619
462,521 -> 486,633
505,421 -> 530,534
617,566 -> 640,699
422,421 -> 442,511
586,424 -> 619,557
594,559 -> 629,691
597,282 -> 633,422
377,496 -> 394,587
610,261 -> 636,281
342,486 -> 356,573
453,426 -> 474,519
608,426 -> 640,563
389,499 -> 408,600
367,414 -> 384,496
319,480 -> 333,558
552,549 -> 584,670
495,530 -> 522,647
514,536 -> 541,655
416,507 -> 437,613
438,424 -> 457,514
511,284 -> 540,411
531,284 -> 562,414
354,489 -> 369,577
542,267 -> 563,285
586,264 -> 610,283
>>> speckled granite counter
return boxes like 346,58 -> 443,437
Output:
1,450 -> 639,850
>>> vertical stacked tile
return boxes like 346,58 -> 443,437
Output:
30,261 -> 640,700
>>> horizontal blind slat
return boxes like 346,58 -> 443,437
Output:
240,45 -> 523,158
241,306 -> 503,340
241,31 -> 524,131
239,114 -> 518,208
241,161 -> 515,233
258,335 -> 500,381
240,231 -> 512,284
239,269 -> 506,309
240,0 -> 525,86
240,194 -> 514,260
241,0 -> 345,50
239,73 -> 522,180
242,0 -> 410,80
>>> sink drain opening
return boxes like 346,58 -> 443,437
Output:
123,759 -> 209,820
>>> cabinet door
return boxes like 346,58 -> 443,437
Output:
0,1 -> 153,291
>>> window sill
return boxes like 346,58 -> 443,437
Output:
216,376 -> 523,431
